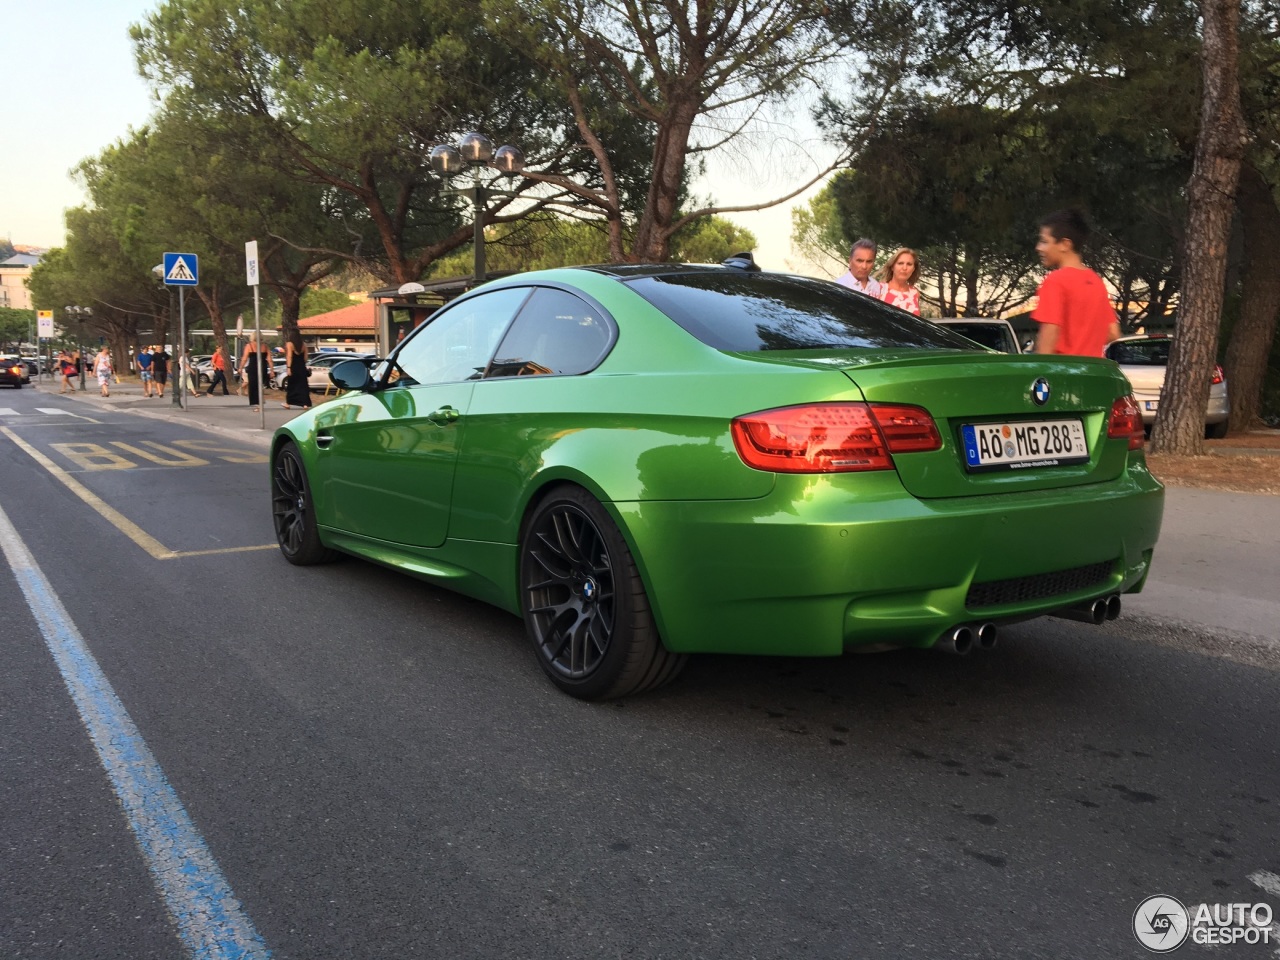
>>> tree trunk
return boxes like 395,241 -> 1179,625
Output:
631,101 -> 699,262
1149,0 -> 1248,455
1224,163 -> 1280,433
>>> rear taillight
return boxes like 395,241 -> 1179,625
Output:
1107,395 -> 1144,450
1211,364 -> 1224,385
869,403 -> 943,453
731,402 -> 940,473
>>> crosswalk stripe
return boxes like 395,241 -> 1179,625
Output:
0,408 -> 17,416
35,408 -> 73,415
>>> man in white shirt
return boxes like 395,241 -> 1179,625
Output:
834,239 -> 885,297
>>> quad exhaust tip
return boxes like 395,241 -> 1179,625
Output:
975,622 -> 999,651
934,625 -> 974,655
934,622 -> 1000,655
1054,594 -> 1122,625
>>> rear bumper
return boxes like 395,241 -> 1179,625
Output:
1134,387 -> 1229,426
612,463 -> 1164,656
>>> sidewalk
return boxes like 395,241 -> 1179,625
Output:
30,374 -> 314,450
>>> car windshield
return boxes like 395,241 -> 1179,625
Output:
624,272 -> 977,352
1106,340 -> 1171,366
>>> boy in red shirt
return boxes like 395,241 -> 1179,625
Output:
1033,209 -> 1121,357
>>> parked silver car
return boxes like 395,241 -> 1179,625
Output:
1104,335 -> 1229,438
933,318 -> 1022,354
277,352 -> 376,392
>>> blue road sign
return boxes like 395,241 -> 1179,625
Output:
162,252 -> 199,286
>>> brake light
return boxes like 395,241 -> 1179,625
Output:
869,403 -> 943,453
731,402 -> 940,473
1211,364 -> 1224,385
1107,395 -> 1144,450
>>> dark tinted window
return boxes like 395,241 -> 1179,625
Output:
485,288 -> 613,378
1106,340 -> 1170,366
625,272 -> 977,352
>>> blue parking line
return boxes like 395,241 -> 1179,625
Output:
0,501 -> 271,960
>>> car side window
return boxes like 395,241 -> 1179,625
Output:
392,288 -> 529,386
484,288 -> 613,379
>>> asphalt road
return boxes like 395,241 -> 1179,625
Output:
1,387 -> 1277,959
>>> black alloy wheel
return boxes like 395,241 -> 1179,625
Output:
520,486 -> 685,700
271,441 -> 337,565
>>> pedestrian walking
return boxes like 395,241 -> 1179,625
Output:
174,351 -> 198,398
876,247 -> 923,315
1032,209 -> 1121,357
136,346 -> 155,397
204,344 -> 230,396
834,239 -> 885,297
93,346 -> 113,397
151,346 -> 170,398
58,350 -> 76,393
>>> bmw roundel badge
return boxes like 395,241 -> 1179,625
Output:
1031,378 -> 1051,406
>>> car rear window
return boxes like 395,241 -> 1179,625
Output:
1106,340 -> 1170,366
624,272 -> 977,352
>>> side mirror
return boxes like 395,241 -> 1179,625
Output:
329,358 -> 372,392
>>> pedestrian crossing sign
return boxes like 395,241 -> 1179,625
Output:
162,252 -> 199,286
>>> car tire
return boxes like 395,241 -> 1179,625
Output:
519,485 -> 686,700
271,440 -> 338,565
1206,420 -> 1229,439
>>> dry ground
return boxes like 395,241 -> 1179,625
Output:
1146,430 -> 1280,495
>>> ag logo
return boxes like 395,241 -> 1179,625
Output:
1133,895 -> 1190,952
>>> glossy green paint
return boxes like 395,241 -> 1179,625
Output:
273,266 -> 1164,658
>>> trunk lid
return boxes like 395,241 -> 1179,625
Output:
747,349 -> 1134,499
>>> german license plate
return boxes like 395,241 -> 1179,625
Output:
961,419 -> 1089,471
1144,400 -> 1159,411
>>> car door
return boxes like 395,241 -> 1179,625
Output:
313,287 -> 530,548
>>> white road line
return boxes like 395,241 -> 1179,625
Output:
0,407 -> 18,416
1249,871 -> 1280,958
1251,870 -> 1280,900
34,407 -> 73,415
0,498 -> 272,960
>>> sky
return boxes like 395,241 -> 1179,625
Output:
0,1 -> 833,276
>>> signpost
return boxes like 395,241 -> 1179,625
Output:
162,252 -> 199,410
246,240 -> 264,430
36,310 -> 53,383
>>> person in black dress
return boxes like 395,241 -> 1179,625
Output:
282,335 -> 312,410
238,336 -> 269,411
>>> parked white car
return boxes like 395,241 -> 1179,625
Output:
1104,335 -> 1229,438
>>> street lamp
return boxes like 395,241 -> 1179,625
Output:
429,131 -> 525,286
63,306 -> 93,391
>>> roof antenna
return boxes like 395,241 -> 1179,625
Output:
721,251 -> 761,272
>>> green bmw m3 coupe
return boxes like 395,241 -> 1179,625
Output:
270,263 -> 1163,699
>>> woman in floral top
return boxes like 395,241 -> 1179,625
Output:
876,248 -> 922,315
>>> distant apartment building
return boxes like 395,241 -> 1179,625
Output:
0,252 -> 41,309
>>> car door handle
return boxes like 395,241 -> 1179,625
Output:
315,430 -> 334,448
427,406 -> 460,425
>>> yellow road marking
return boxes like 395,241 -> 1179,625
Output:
2,427 -> 276,560
49,442 -> 133,471
110,441 -> 209,467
